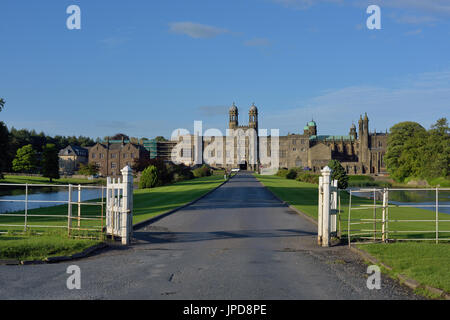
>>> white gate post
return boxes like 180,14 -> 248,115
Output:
321,166 -> 332,247
318,176 -> 323,245
120,166 -> 134,245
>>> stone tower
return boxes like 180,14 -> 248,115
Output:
358,113 -> 370,165
229,102 -> 238,129
349,123 -> 357,140
248,103 -> 258,131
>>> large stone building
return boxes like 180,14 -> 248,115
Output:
170,103 -> 388,175
88,140 -> 149,177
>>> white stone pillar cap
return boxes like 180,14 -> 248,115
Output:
321,166 -> 332,175
121,165 -> 133,174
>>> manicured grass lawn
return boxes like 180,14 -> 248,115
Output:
0,232 -> 100,261
0,175 -> 105,185
255,174 -> 450,297
358,242 -> 450,295
0,174 -> 226,260
0,174 -> 226,232
255,174 -> 450,241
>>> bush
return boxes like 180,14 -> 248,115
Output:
139,165 -> 159,189
328,160 -> 349,189
172,164 -> 194,182
193,165 -> 212,178
296,172 -> 320,184
276,168 -> 289,178
286,168 -> 298,179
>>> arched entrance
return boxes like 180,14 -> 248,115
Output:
239,161 -> 248,170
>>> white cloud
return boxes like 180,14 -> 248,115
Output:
262,71 -> 450,135
168,22 -> 229,39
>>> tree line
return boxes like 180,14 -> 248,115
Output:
385,118 -> 449,184
0,99 -> 96,180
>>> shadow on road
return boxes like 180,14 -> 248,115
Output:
134,228 -> 316,245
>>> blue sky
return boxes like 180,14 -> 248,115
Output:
0,0 -> 449,139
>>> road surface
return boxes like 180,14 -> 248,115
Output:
0,172 -> 419,299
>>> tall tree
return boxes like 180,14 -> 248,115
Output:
0,122 -> 8,179
327,159 -> 349,189
41,143 -> 60,182
0,99 -> 7,178
385,121 -> 427,182
420,118 -> 450,179
12,144 -> 38,173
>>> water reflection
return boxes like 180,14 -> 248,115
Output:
0,185 -> 105,214
350,189 -> 450,214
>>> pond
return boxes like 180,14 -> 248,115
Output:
350,189 -> 450,214
0,185 -> 105,214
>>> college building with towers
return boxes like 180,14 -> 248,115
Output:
170,103 -> 388,175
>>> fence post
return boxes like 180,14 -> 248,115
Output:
67,184 -> 72,237
436,187 -> 439,244
318,176 -> 323,245
382,188 -> 387,242
120,166 -> 134,245
24,183 -> 28,232
77,184 -> 81,229
321,166 -> 331,247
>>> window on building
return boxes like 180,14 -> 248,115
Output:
99,153 -> 104,159
111,153 -> 117,159
123,153 -> 128,158
92,153 -> 96,159
111,162 -> 117,169
131,153 -> 135,158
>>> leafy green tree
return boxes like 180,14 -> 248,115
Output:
78,163 -> 100,176
420,118 -> 450,179
154,136 -> 167,142
385,121 -> 427,182
41,143 -> 60,182
328,159 -> 349,189
12,144 -> 38,173
0,122 -> 8,179
139,165 -> 159,189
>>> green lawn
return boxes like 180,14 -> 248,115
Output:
255,174 -> 450,241
0,232 -> 100,261
358,242 -> 450,295
0,174 -> 225,260
255,174 -> 450,297
0,175 -> 105,185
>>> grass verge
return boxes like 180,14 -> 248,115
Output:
255,174 -> 450,297
0,231 -> 100,261
0,175 -> 105,185
357,242 -> 450,296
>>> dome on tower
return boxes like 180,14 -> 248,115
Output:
249,103 -> 258,113
308,121 -> 316,127
229,102 -> 238,113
